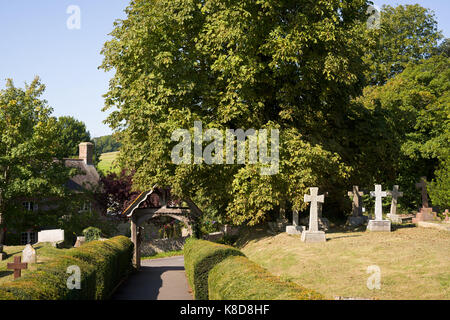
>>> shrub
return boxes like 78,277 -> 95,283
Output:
208,256 -> 325,300
82,227 -> 102,242
0,236 -> 133,300
183,238 -> 244,300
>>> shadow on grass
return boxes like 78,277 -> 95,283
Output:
327,234 -> 363,241
391,223 -> 416,231
234,225 -> 275,249
0,270 -> 13,277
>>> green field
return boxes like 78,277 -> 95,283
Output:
238,226 -> 450,300
98,151 -> 120,175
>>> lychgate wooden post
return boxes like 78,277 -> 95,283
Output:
131,216 -> 140,270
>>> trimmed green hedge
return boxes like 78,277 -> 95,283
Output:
184,238 -> 244,300
0,236 -> 133,300
184,238 -> 324,300
209,256 -> 324,300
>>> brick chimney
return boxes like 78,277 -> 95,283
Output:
79,142 -> 94,165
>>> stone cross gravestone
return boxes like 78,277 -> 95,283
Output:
388,185 -> 403,216
347,186 -> 368,226
415,177 -> 429,208
301,187 -> 326,242
7,256 -> 28,279
22,244 -> 36,264
286,210 -> 305,235
367,184 -> 391,232
413,177 -> 438,223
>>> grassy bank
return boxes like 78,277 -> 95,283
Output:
98,151 -> 120,174
239,225 -> 450,300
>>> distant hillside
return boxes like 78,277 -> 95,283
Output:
93,135 -> 121,154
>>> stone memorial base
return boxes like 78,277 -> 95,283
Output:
412,208 -> 438,223
347,215 -> 368,227
286,225 -> 306,235
366,220 -> 391,232
301,231 -> 326,243
387,214 -> 414,224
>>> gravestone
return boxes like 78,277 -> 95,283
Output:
74,236 -> 85,248
7,256 -> 27,279
347,186 -> 368,226
38,229 -> 64,244
387,185 -> 404,223
301,187 -> 326,243
22,244 -> 37,264
286,210 -> 306,235
412,177 -> 438,223
0,245 -> 5,261
367,184 -> 391,232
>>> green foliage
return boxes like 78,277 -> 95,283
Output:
0,78 -> 74,243
358,55 -> 449,209
93,135 -> 121,154
428,155 -> 450,208
183,238 -> 244,300
56,116 -> 92,157
0,236 -> 133,300
365,4 -> 443,85
82,227 -> 102,242
209,255 -> 324,300
100,0 -> 370,224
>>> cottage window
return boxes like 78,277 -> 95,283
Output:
21,231 -> 37,245
22,202 -> 38,212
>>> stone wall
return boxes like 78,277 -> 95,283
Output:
140,236 -> 188,256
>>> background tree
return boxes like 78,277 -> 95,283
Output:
101,0 -> 371,225
365,4 -> 442,85
0,78 -> 73,245
93,135 -> 121,154
357,55 -> 449,209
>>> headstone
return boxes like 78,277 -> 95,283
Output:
301,187 -> 326,243
318,193 -> 330,231
22,244 -> 36,264
387,185 -> 403,223
74,236 -> 85,248
0,245 -> 5,261
286,210 -> 305,235
412,177 -> 438,223
367,184 -> 391,232
37,229 -> 64,244
7,256 -> 27,279
347,186 -> 368,226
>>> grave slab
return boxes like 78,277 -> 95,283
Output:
367,220 -> 391,232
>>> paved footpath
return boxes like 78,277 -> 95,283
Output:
112,256 -> 193,300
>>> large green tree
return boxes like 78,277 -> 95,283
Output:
101,0 -> 373,225
56,116 -> 92,156
358,55 -> 449,209
365,4 -> 443,85
0,78 -> 73,245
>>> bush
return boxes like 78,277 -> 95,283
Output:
0,236 -> 133,300
82,227 -> 102,242
183,238 -> 244,300
208,256 -> 324,300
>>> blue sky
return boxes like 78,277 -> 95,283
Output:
0,0 -> 449,137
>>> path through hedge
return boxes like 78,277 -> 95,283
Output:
112,256 -> 193,300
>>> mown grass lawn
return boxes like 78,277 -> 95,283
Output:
0,243 -> 69,285
238,225 -> 450,300
98,151 -> 120,175
141,250 -> 184,260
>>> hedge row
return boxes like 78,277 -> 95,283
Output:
183,238 -> 244,299
184,238 -> 324,300
0,236 -> 133,300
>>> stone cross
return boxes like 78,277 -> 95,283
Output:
370,184 -> 387,221
7,256 -> 28,279
304,187 -> 325,232
388,185 -> 403,216
348,186 -> 364,217
415,176 -> 429,208
292,210 -> 299,226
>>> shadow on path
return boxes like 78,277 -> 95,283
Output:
112,256 -> 192,300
